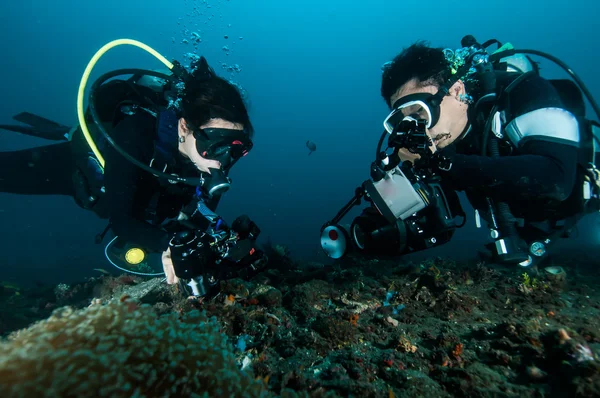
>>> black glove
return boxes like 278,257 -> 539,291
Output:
415,145 -> 456,172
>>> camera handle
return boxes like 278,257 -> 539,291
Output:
321,184 -> 367,231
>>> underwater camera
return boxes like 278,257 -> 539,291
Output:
320,117 -> 465,259
169,204 -> 267,297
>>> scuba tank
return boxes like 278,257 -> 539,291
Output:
69,70 -> 176,214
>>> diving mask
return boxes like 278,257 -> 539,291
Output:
194,127 -> 253,198
383,93 -> 442,135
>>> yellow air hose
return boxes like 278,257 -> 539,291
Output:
76,39 -> 174,168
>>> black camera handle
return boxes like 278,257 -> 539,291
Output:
323,184 -> 367,228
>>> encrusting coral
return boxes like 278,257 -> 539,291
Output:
0,297 -> 268,397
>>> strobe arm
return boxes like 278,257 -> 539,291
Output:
321,184 -> 367,231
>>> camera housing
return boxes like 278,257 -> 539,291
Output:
169,209 -> 266,296
320,117 -> 465,259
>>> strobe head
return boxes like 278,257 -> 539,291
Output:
320,224 -> 349,259
320,208 -> 410,259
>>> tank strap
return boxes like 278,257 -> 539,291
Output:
151,110 -> 180,173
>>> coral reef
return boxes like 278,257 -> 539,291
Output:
0,297 -> 268,397
1,250 -> 599,397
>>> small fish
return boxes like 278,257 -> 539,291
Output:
224,294 -> 236,306
93,268 -> 111,275
0,282 -> 21,291
306,140 -> 317,155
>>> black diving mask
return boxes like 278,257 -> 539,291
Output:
193,127 -> 253,198
383,92 -> 444,135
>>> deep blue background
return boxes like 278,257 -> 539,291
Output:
1,0 -> 599,286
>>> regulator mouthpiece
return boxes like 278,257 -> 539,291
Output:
202,167 -> 231,198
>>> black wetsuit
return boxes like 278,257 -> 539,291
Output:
0,111 -> 205,253
433,72 -> 583,223
102,112 -> 204,252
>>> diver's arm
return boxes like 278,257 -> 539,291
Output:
436,141 -> 578,201
103,113 -> 171,253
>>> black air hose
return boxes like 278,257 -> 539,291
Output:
488,136 -> 519,237
487,135 -> 529,264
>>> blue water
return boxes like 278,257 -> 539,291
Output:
0,0 -> 598,285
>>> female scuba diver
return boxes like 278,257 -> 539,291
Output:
0,54 -> 255,284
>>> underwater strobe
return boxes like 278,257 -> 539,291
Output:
320,118 -> 465,259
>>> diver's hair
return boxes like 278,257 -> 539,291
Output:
177,57 -> 254,137
381,41 -> 452,108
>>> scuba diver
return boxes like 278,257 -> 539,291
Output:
321,36 -> 600,269
0,39 -> 266,295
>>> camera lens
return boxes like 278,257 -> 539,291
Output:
352,223 -> 367,250
350,208 -> 406,255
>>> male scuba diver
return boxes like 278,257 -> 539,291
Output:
321,36 -> 600,269
0,40 -> 266,296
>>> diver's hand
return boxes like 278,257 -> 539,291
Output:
189,152 -> 221,174
397,148 -> 421,165
397,134 -> 437,165
428,137 -> 438,154
162,248 -> 179,285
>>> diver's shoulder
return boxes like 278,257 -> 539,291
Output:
496,71 -> 564,118
495,70 -> 557,93
112,111 -> 158,144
